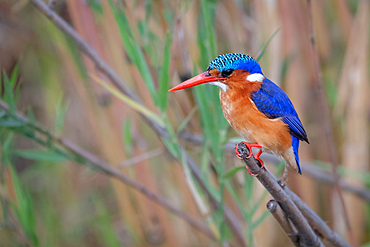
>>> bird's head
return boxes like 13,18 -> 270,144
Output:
169,53 -> 265,93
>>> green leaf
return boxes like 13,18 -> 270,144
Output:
196,24 -> 209,69
14,149 -> 68,162
22,126 -> 36,139
222,166 -> 245,179
162,117 -> 181,158
0,109 -> 6,119
224,181 -> 249,221
2,65 -> 20,114
361,241 -> 370,247
10,64 -> 19,88
1,132 -> 14,165
91,74 -> 164,127
107,0 -> 157,105
176,106 -> 198,134
201,0 -> 218,60
200,145 -> 210,176
87,0 -> 103,15
92,194 -> 121,247
144,0 -> 153,22
193,85 -> 219,153
162,137 -> 179,159
122,119 -> 132,157
252,210 -> 271,230
256,28 -> 280,61
27,107 -> 36,124
55,94 -> 69,134
158,31 -> 173,113
280,55 -> 292,82
2,73 -> 15,113
220,220 -> 232,241
244,171 -> 255,203
9,164 -> 39,246
0,117 -> 24,127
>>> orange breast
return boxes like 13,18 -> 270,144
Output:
220,89 -> 292,155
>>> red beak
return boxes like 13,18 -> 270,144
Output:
169,72 -> 219,91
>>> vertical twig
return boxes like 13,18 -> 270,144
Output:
267,199 -> 300,246
306,0 -> 353,242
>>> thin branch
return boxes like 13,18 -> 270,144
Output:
300,161 -> 370,202
179,130 -> 370,203
237,142 -> 350,247
306,0 -> 352,238
118,148 -> 163,167
0,100 -> 216,241
264,155 -> 370,203
267,199 -> 299,246
27,0 -> 246,245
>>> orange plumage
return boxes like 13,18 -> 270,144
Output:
217,70 -> 297,173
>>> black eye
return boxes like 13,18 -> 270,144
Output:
221,69 -> 234,77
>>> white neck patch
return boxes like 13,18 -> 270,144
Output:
246,73 -> 264,82
208,81 -> 229,92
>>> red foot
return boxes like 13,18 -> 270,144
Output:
235,142 -> 264,177
254,149 -> 264,169
235,142 -> 262,159
246,166 -> 258,177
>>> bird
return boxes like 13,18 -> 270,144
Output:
169,53 -> 309,177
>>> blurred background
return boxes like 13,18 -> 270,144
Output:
0,0 -> 369,246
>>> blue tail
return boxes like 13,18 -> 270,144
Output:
292,136 -> 302,174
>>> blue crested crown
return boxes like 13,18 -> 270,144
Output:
207,53 -> 262,74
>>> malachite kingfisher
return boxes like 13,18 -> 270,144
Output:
169,53 -> 309,176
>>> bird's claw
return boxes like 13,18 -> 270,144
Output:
254,149 -> 264,169
235,142 -> 264,176
236,142 -> 262,158
235,143 -> 243,159
236,141 -> 258,159
246,166 -> 258,177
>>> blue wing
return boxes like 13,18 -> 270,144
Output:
250,78 -> 309,143
250,78 -> 307,174
292,135 -> 302,174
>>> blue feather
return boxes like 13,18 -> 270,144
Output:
250,78 -> 309,143
292,136 -> 302,174
208,53 -> 262,74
